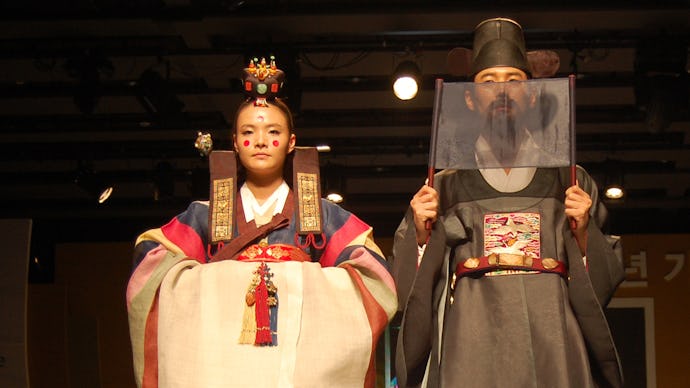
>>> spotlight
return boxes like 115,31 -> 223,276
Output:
392,61 -> 421,100
74,163 -> 114,204
603,160 -> 625,200
136,68 -> 185,116
326,192 -> 344,204
63,49 -> 114,114
604,185 -> 624,200
633,39 -> 688,132
323,164 -> 345,204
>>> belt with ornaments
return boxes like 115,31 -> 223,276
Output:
237,241 -> 311,262
452,253 -> 566,289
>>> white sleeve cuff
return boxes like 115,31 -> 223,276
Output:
417,244 -> 427,266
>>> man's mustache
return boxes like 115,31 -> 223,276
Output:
488,95 -> 517,112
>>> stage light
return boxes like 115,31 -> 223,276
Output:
326,192 -> 344,204
74,163 -> 114,204
604,185 -> 624,200
136,68 -> 185,116
603,160 -> 625,200
392,61 -> 421,100
63,50 -> 114,114
634,39 -> 688,132
323,164 -> 345,204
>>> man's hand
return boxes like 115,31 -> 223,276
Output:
411,185 -> 439,245
564,183 -> 591,254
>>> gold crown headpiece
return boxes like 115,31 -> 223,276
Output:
242,56 -> 286,106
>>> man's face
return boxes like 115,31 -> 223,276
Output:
466,66 -> 531,120
464,66 -> 534,165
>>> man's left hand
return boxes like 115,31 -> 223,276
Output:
565,183 -> 591,254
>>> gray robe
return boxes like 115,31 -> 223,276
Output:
392,166 -> 624,388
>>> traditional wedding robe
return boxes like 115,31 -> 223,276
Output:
127,182 -> 397,388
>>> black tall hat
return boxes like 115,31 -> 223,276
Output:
471,17 -> 529,75
447,17 -> 560,79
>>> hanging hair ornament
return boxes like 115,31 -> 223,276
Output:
194,131 -> 213,157
243,55 -> 285,107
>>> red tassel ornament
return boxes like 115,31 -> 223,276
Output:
239,262 -> 277,346
254,263 -> 272,345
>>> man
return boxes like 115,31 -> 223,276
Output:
392,18 -> 624,388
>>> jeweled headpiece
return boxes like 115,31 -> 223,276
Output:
242,56 -> 286,106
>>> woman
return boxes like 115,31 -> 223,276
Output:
126,59 -> 397,388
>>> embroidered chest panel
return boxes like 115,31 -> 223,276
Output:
483,212 -> 541,258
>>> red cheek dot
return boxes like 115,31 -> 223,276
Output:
272,140 -> 279,147
243,140 -> 250,147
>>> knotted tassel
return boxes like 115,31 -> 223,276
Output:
294,232 -> 327,250
254,263 -> 272,345
238,304 -> 256,344
238,275 -> 258,344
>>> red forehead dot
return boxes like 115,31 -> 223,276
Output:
272,140 -> 279,147
243,140 -> 250,147
257,115 -> 264,122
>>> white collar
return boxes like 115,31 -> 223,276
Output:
479,166 -> 536,193
476,128 -> 538,193
240,181 -> 289,222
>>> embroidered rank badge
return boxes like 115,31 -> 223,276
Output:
484,212 -> 541,258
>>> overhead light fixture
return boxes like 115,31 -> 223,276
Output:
323,164 -> 345,204
633,39 -> 688,133
604,184 -> 624,200
326,192 -> 344,204
136,68 -> 185,116
392,60 -> 421,100
74,163 -> 114,204
603,160 -> 625,200
63,49 -> 114,114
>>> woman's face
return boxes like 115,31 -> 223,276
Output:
233,103 -> 296,180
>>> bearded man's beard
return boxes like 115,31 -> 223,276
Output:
484,97 -> 521,166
